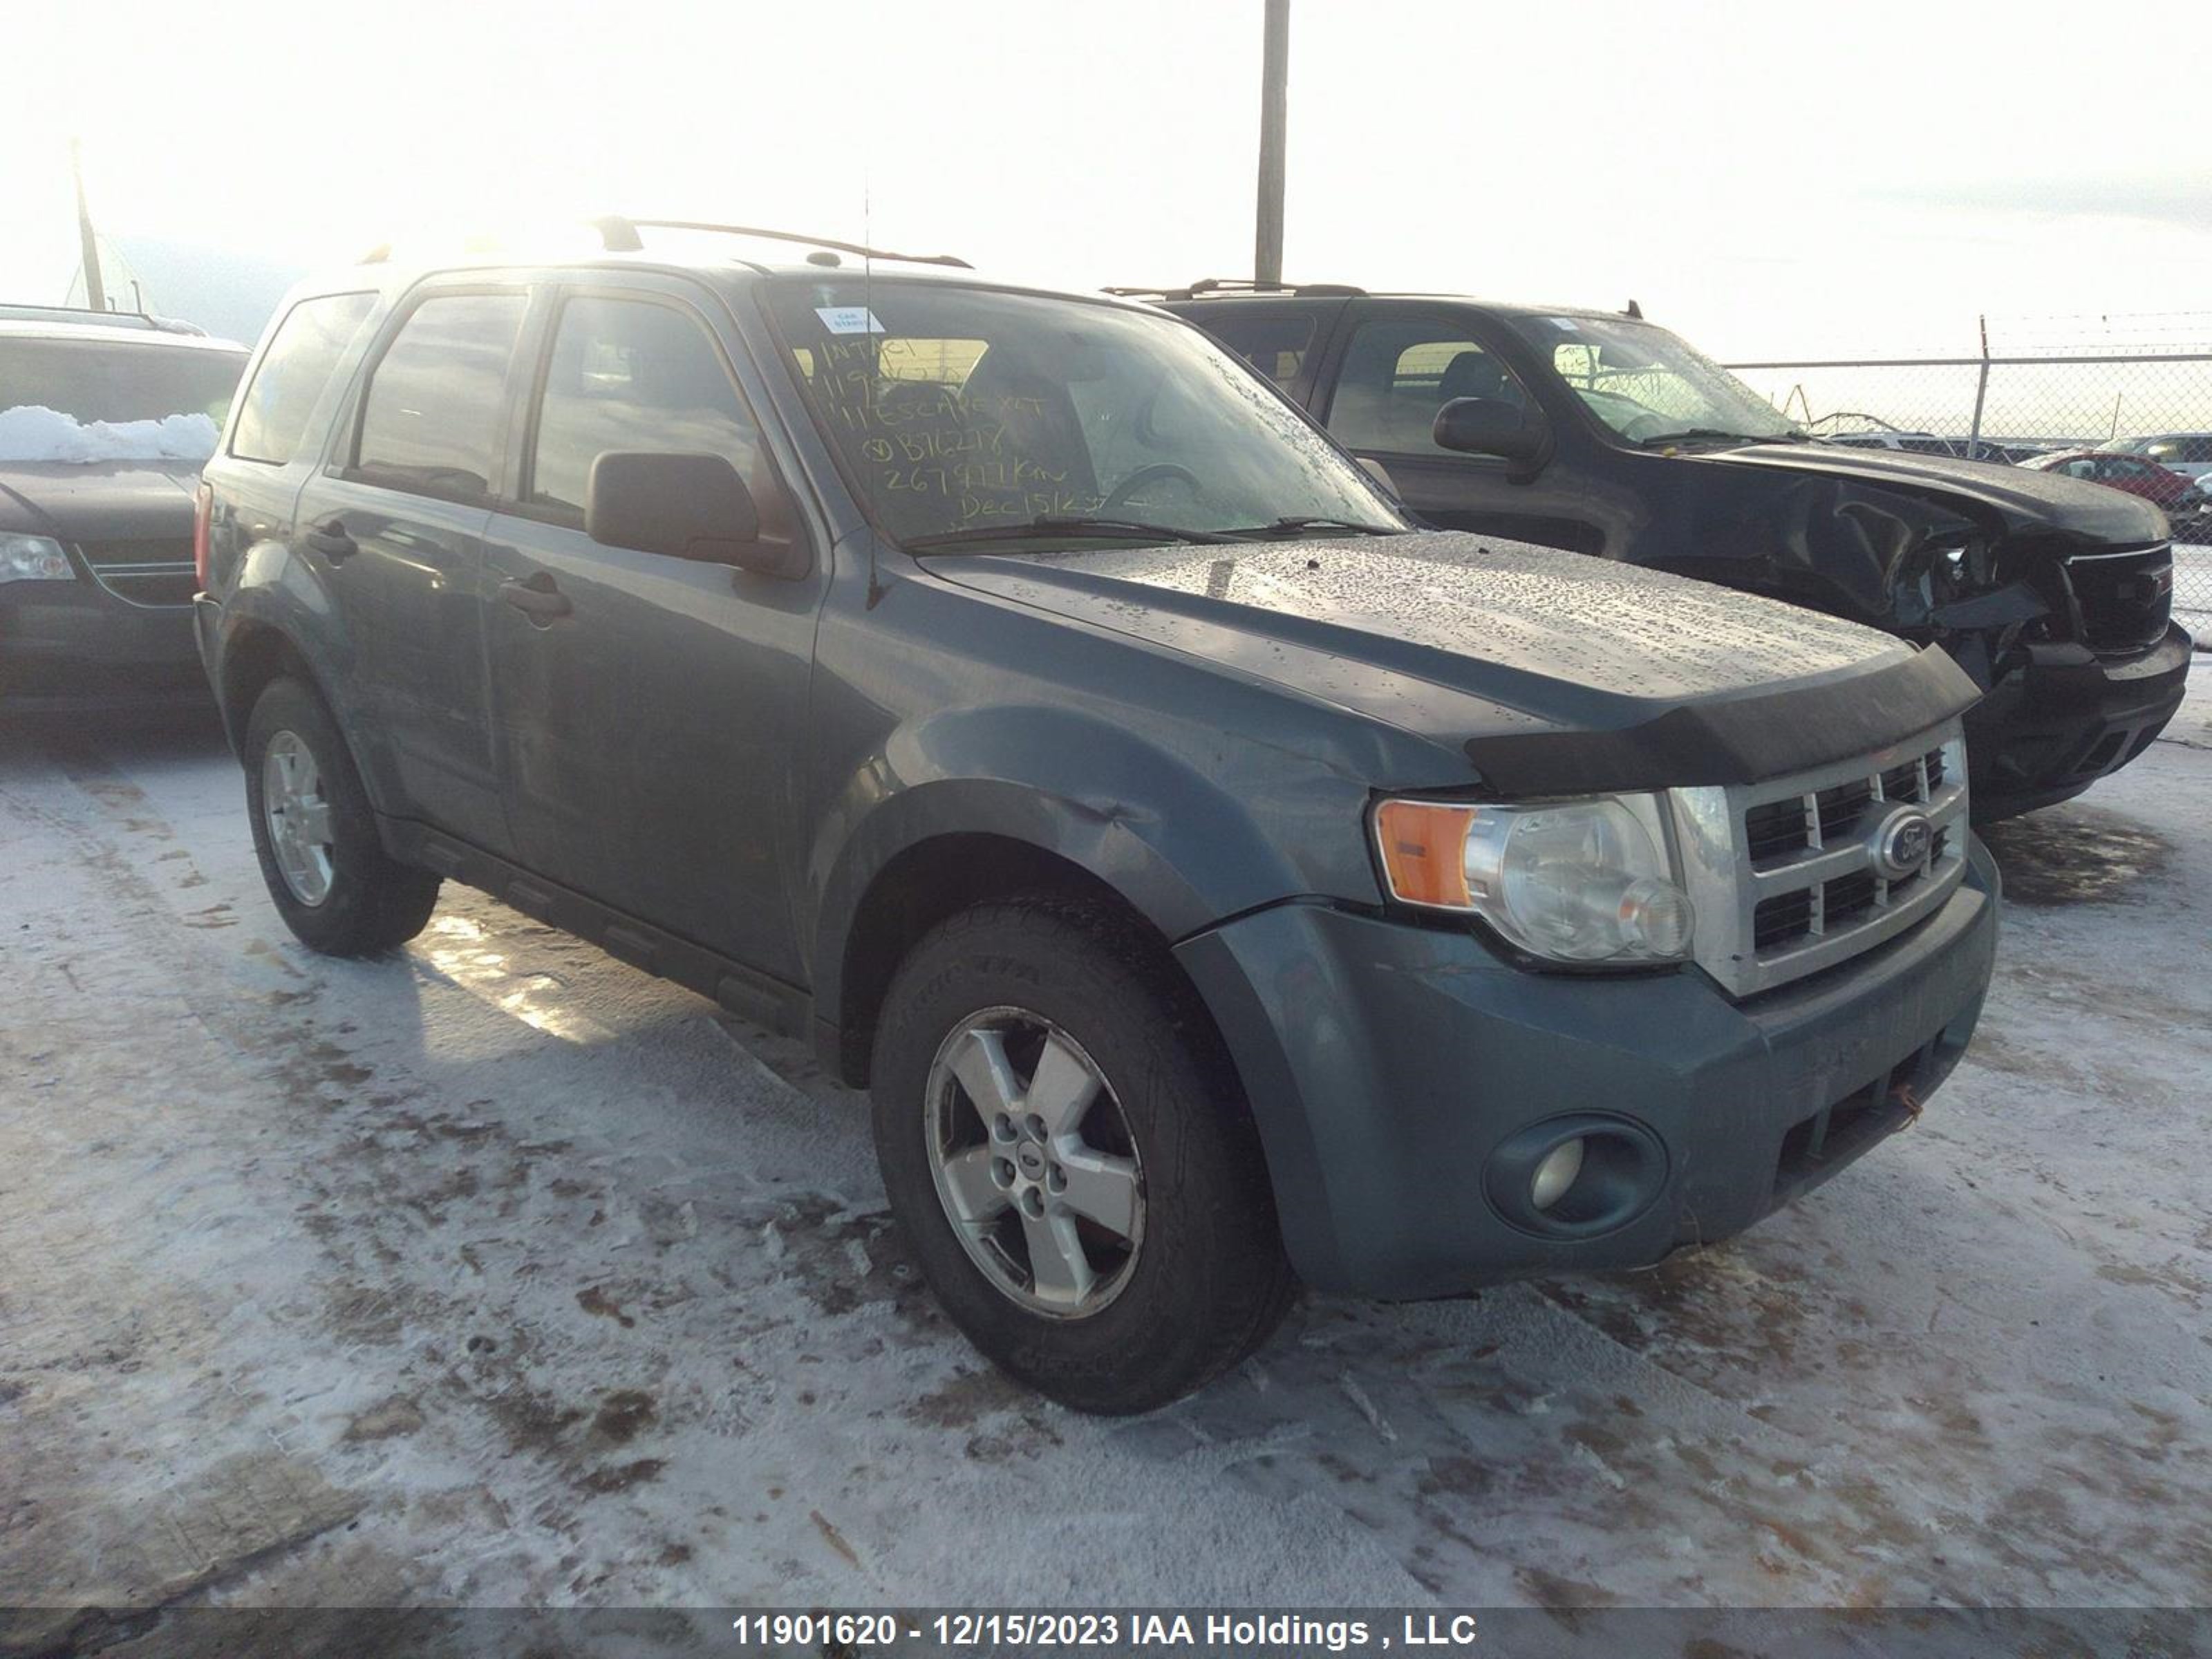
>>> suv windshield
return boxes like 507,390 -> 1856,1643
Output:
1499,315 -> 1800,447
0,338 -> 244,427
767,280 -> 1403,547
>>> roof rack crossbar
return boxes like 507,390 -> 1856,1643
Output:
1103,277 -> 1365,301
0,301 -> 205,335
590,216 -> 971,269
357,219 -> 972,270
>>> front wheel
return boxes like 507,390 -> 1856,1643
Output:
872,899 -> 1295,1414
243,676 -> 441,956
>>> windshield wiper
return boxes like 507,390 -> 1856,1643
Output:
1219,516 -> 1399,539
903,515 -> 1233,551
1638,427 -> 1808,447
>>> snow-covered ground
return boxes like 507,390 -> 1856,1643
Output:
2174,541 -> 2211,635
3,677 -> 2210,1648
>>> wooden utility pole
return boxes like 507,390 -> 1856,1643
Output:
1254,0 -> 1290,288
72,139 -> 107,312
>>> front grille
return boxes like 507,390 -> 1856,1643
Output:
1773,1037 -> 1938,1196
1822,869 -> 1877,928
1745,798 -> 1810,863
71,538 -> 196,608
1815,778 -> 1874,842
1752,889 -> 1812,949
1675,725 -> 1970,999
2065,543 -> 2174,655
1879,760 -> 1925,803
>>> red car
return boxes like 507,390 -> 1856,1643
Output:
2023,449 -> 2206,515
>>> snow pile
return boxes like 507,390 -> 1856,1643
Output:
0,404 -> 219,464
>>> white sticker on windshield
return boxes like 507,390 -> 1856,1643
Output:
815,306 -> 885,335
1546,317 -> 1581,331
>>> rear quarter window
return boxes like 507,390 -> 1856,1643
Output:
230,292 -> 378,465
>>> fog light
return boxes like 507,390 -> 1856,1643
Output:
1530,1138 -> 1585,1210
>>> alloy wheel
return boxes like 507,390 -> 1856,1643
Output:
261,730 -> 336,906
924,1006 -> 1145,1319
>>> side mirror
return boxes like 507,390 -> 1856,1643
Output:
585,451 -> 804,577
1433,397 -> 1552,473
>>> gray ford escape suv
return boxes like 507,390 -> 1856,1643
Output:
196,221 -> 1998,1412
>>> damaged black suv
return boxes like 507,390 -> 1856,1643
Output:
1152,285 -> 2191,819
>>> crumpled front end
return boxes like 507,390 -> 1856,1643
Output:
1694,451 -> 2192,819
1911,532 -> 2189,818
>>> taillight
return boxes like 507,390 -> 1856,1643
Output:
191,480 -> 214,591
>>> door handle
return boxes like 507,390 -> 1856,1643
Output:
303,520 -> 357,561
500,572 -> 573,624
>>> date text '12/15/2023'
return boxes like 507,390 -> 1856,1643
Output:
725,1613 -> 1484,1650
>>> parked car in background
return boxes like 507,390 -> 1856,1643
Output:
2023,449 -> 2206,517
196,224 -> 1998,1412
2101,431 -> 2212,485
1,308 -> 246,711
1147,281 -> 2192,819
1826,430 -> 2017,465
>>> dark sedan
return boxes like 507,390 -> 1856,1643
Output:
1,314 -> 247,711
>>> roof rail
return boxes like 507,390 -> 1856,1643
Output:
1103,277 -> 1365,301
357,219 -> 973,271
0,301 -> 205,336
588,216 -> 971,270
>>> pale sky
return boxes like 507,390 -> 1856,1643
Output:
6,0 -> 2208,359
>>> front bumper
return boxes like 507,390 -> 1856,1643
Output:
1967,622 -> 2192,820
1176,838 -> 1999,1297
0,582 -> 207,712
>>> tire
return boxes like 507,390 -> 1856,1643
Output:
872,899 -> 1295,1414
242,676 -> 441,957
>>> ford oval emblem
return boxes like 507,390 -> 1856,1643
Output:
1873,807 -> 1936,879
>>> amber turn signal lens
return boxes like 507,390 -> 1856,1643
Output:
1374,800 -> 1478,909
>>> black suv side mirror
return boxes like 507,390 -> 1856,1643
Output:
1434,397 -> 1552,475
586,452 -> 804,577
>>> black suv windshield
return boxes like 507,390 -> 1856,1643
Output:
0,337 -> 245,427
767,280 -> 1404,547
1499,314 -> 1801,447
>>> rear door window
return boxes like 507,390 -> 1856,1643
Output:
1202,312 -> 1317,388
527,295 -> 765,523
231,292 -> 377,465
353,292 -> 528,503
1325,319 -> 1526,454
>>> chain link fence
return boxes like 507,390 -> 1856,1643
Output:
1725,314 -> 2212,628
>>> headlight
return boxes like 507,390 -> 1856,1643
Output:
1373,793 -> 1694,965
0,534 -> 75,584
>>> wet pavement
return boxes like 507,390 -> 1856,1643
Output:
2,677 -> 2209,1645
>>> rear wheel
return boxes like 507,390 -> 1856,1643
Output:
243,676 -> 440,956
872,899 -> 1295,1414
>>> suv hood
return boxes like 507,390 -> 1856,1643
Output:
935,530 -> 1979,792
0,460 -> 203,541
1709,442 -> 2169,543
